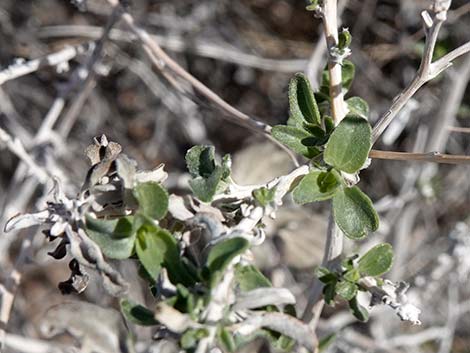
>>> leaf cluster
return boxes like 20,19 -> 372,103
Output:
317,243 -> 394,321
273,67 -> 378,239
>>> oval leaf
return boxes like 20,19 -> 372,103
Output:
134,182 -> 169,220
358,243 -> 394,277
336,280 -> 357,301
135,225 -> 165,280
292,169 -> 341,204
120,299 -> 159,326
346,97 -> 369,118
185,145 -> 216,178
324,115 -> 372,173
234,265 -> 272,292
288,73 -> 321,126
206,237 -> 249,287
332,186 -> 379,239
272,125 -> 320,158
136,223 -> 195,285
85,215 -> 135,260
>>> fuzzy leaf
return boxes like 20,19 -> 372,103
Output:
135,225 -> 164,280
136,223 -> 194,285
234,265 -> 272,292
186,146 -> 230,202
358,243 -> 394,277
346,97 -> 369,118
253,187 -> 276,207
349,297 -> 369,322
85,215 -> 135,260
324,115 -> 372,173
332,186 -> 379,239
120,299 -> 159,326
134,182 -> 169,220
292,169 -> 341,204
336,280 -> 357,301
323,281 -> 337,305
287,73 -> 321,127
4,210 -> 50,232
272,125 -> 320,158
185,145 -> 216,178
189,166 -> 225,202
206,237 -> 249,287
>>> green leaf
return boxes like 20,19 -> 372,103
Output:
341,255 -> 358,271
324,116 -> 335,134
218,327 -> 236,353
338,28 -> 352,50
189,166 -> 225,202
336,280 -> 357,301
332,186 -> 379,239
206,237 -> 250,287
315,267 -> 338,284
185,145 -> 216,178
85,215 -> 135,260
134,182 -> 169,220
292,169 -> 341,204
234,265 -> 272,292
287,73 -> 321,127
181,328 -> 209,349
343,268 -> 360,282
324,115 -> 372,173
346,97 -> 369,119
323,281 -> 337,305
185,146 -> 231,202
253,187 -> 276,207
320,60 -> 356,95
301,124 -> 329,146
135,225 -> 164,280
348,297 -> 369,322
169,284 -> 204,317
358,243 -> 394,277
120,299 -> 159,326
272,125 -> 320,158
136,223 -> 195,285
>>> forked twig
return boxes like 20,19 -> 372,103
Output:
372,0 -> 470,143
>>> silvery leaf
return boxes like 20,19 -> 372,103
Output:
233,288 -> 296,311
168,195 -> 194,221
136,164 -> 168,184
4,210 -> 50,232
116,155 -> 136,189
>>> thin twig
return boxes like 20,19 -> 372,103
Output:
0,128 -> 50,183
38,25 -> 309,73
110,3 -> 270,137
369,149 -> 470,164
0,231 -> 35,350
371,1 -> 470,143
104,0 -> 300,166
447,126 -> 470,133
0,42 -> 93,86
321,0 -> 349,122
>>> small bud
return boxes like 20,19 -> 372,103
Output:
338,28 -> 352,50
